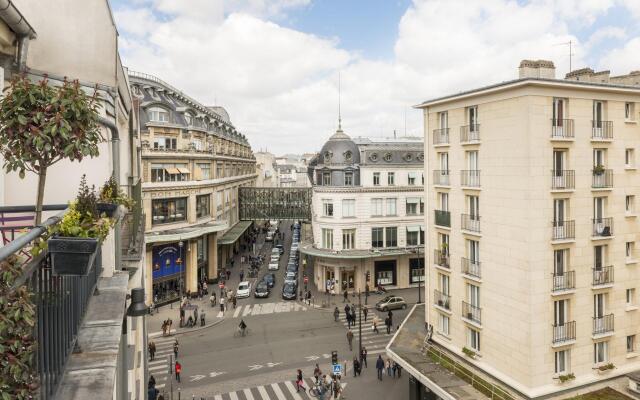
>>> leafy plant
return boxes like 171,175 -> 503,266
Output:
462,347 -> 476,358
593,164 -> 606,175
0,76 -> 102,224
558,373 -> 575,383
99,175 -> 134,209
0,255 -> 38,399
597,363 -> 615,371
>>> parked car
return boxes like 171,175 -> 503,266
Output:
375,296 -> 407,311
268,262 -> 279,271
265,233 -> 274,242
254,281 -> 270,298
285,271 -> 297,283
286,263 -> 297,273
271,248 -> 280,256
270,255 -> 280,263
236,281 -> 252,299
262,273 -> 275,288
282,282 -> 297,300
275,244 -> 284,254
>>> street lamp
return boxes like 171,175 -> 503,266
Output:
178,241 -> 184,297
358,289 -> 363,363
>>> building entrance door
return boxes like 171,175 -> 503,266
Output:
341,271 -> 355,291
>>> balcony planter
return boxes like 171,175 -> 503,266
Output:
96,202 -> 118,217
593,165 -> 606,175
462,347 -> 477,359
595,363 -> 615,374
554,373 -> 575,384
437,300 -> 444,307
48,236 -> 99,276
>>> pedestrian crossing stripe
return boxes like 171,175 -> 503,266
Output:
208,378 -> 346,400
215,301 -> 308,319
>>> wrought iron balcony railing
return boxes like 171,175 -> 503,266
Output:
553,321 -> 576,344
434,289 -> 451,310
552,220 -> 575,241
593,314 -> 614,335
434,249 -> 449,269
461,213 -> 481,233
592,169 -> 613,189
460,124 -> 481,143
592,120 -> 613,140
433,170 -> 450,186
433,128 -> 450,145
460,170 -> 480,187
593,265 -> 614,286
552,271 -> 575,292
551,170 -> 575,190
592,217 -> 613,237
462,301 -> 482,324
434,210 -> 451,227
461,257 -> 481,279
551,118 -> 574,139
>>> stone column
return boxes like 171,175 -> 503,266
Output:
188,195 -> 197,224
145,246 -> 153,305
207,233 -> 218,282
334,265 -> 340,295
185,240 -> 198,293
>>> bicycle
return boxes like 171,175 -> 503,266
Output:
234,326 -> 250,337
308,383 -> 330,399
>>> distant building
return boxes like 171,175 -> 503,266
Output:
255,151 -> 279,187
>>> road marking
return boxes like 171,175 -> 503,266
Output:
233,306 -> 242,318
149,365 -> 166,371
190,374 -> 205,382
251,304 -> 262,315
214,395 -> 223,400
229,391 -> 239,400
305,355 -> 319,361
284,381 -> 304,400
243,388 -> 255,400
209,371 -> 226,378
257,386 -> 269,399
261,302 -> 275,314
248,364 -> 263,371
270,383 -> 287,400
149,359 -> 165,366
322,353 -> 331,359
266,362 -> 282,368
243,305 -> 253,316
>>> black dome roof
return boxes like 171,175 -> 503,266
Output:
317,128 -> 360,165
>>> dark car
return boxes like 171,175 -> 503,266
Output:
282,282 -> 297,300
287,263 -> 297,273
262,273 -> 275,288
254,281 -> 270,298
275,244 -> 284,254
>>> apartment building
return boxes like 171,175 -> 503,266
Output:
129,72 -> 257,305
392,60 -> 640,399
255,151 -> 280,187
302,126 -> 425,293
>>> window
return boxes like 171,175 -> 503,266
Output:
468,284 -> 480,307
406,226 -> 421,246
629,335 -> 637,354
344,172 -> 353,186
555,350 -> 570,374
594,341 -> 608,364
386,198 -> 397,216
342,229 -> 356,250
406,198 -> 419,215
468,106 -> 478,129
321,228 -> 334,249
626,195 -> 635,213
627,288 -> 635,305
627,242 -> 635,259
152,198 -> 187,225
467,328 -> 480,351
438,314 -> 449,336
216,192 -> 223,211
420,198 -> 424,215
388,172 -> 395,185
439,192 -> 449,211
626,102 -> 635,120
192,138 -> 203,151
371,198 -> 383,216
323,200 -> 334,217
151,163 -> 189,182
196,194 -> 210,218
371,228 -> 383,248
385,227 -> 397,247
322,172 -> 331,185
197,163 -> 211,180
342,199 -> 355,217
626,149 -> 635,167
153,136 -> 177,150
408,172 -> 417,185
439,111 -> 448,129
410,258 -> 424,283
373,172 -> 380,186
148,107 -> 169,122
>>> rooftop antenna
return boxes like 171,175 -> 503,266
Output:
338,72 -> 342,130
404,108 -> 407,137
393,129 -> 397,139
555,40 -> 575,72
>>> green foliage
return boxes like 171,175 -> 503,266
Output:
99,175 -> 134,209
598,362 -> 615,371
558,372 -> 575,383
75,175 -> 98,221
0,255 -> 38,399
462,347 -> 476,358
593,164 -> 606,174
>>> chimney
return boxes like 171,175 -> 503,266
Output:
519,59 -> 556,79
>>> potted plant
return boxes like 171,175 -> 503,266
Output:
462,347 -> 477,359
556,373 -> 575,383
597,363 -> 615,372
98,175 -> 134,216
593,164 -> 606,175
47,176 -> 114,276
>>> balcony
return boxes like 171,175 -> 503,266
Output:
593,314 -> 614,336
552,321 -> 576,344
433,128 -> 450,145
460,170 -> 480,188
460,124 -> 480,144
462,301 -> 482,325
551,220 -> 575,241
592,120 -> 613,140
461,213 -> 481,233
592,169 -> 613,189
434,249 -> 450,269
433,170 -> 450,186
592,265 -> 614,287
551,170 -> 575,190
434,289 -> 451,310
552,271 -> 575,293
592,217 -> 613,237
550,119 -> 575,139
461,257 -> 481,279
434,210 -> 451,228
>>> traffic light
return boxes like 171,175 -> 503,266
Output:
331,350 -> 338,364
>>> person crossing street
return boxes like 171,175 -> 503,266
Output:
175,360 -> 182,383
346,329 -> 354,351
333,306 -> 340,322
376,355 -> 384,381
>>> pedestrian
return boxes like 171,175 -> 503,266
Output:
306,290 -> 311,306
194,307 -> 198,322
220,296 -> 225,314
200,311 -> 206,326
387,309 -> 393,326
385,316 -> 391,334
149,375 -> 156,388
296,369 -> 307,392
240,269 -> 244,282
148,384 -> 159,400
210,292 -> 216,307
363,306 -> 368,321
148,341 -> 156,361
343,289 -> 348,303
396,363 -> 402,377
168,318 -> 173,334
351,308 -> 357,325
376,355 -> 384,380
333,307 -> 339,322
179,307 -> 185,327
353,357 -> 360,377
161,321 -> 167,336
365,283 -> 370,299
386,358 -> 392,376
392,361 -> 397,378
175,360 -> 182,382
372,316 -> 379,334
226,270 -> 231,280
361,347 -> 368,368
345,311 -> 351,328
173,339 -> 179,359
347,329 -> 354,351
313,363 -> 321,383
232,295 -> 237,309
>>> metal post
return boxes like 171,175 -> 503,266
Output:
417,246 -> 422,304
169,354 -> 174,400
358,290 -> 362,360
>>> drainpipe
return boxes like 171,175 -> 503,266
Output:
99,116 -> 122,275
0,0 -> 37,71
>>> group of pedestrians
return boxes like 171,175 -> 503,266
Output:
296,366 -> 343,399
375,355 -> 402,381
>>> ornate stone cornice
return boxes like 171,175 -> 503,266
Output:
313,186 -> 424,194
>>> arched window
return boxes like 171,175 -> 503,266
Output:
184,112 -> 195,126
148,107 -> 169,122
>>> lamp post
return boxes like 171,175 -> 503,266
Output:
417,246 -> 422,304
358,289 -> 362,361
178,241 -> 184,297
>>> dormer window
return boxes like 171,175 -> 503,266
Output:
184,113 -> 195,126
344,150 -> 352,162
324,151 -> 333,162
384,153 -> 393,162
148,107 -> 169,122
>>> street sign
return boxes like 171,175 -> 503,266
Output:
332,364 -> 342,376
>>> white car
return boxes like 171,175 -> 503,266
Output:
236,281 -> 252,298
265,233 -> 273,242
270,255 -> 280,263
268,262 -> 279,271
271,248 -> 280,256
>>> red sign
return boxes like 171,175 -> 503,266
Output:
219,283 -> 225,289
304,276 -> 308,284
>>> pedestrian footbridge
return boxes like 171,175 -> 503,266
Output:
239,187 -> 312,221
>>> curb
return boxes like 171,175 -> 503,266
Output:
149,317 -> 226,338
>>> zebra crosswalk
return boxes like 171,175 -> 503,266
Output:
338,309 -> 393,354
210,378 -> 346,400
147,336 -> 176,390
216,301 -> 308,319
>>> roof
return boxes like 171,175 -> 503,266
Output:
415,77 -> 640,108
145,220 -> 228,244
218,220 -> 253,245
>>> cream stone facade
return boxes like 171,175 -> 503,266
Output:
129,72 -> 257,306
419,60 -> 640,398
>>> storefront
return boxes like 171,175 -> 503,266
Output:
409,258 -> 425,285
196,236 -> 208,283
152,242 -> 186,304
374,259 -> 397,286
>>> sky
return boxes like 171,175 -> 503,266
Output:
111,0 -> 640,154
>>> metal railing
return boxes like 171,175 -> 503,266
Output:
461,214 -> 481,233
434,289 -> 451,310
552,220 -> 575,240
552,271 -> 575,292
461,257 -> 481,279
434,210 -> 451,227
553,321 -> 576,344
593,314 -> 614,335
460,124 -> 481,143
592,217 -> 613,237
460,170 -> 480,187
434,249 -> 449,268
592,120 -> 613,140
592,169 -> 613,189
551,119 -> 574,139
433,170 -> 450,186
551,170 -> 575,190
462,301 -> 482,324
593,265 -> 614,286
433,128 -> 450,145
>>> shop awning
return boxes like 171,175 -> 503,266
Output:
299,242 -> 424,259
145,220 -> 228,244
218,220 -> 253,245
165,167 -> 180,174
177,167 -> 191,174
406,226 -> 420,232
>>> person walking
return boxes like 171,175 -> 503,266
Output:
210,292 -> 216,307
343,289 -> 348,303
194,307 -> 198,323
396,362 -> 402,378
363,306 -> 368,321
392,361 -> 397,378
361,347 -> 368,368
220,296 -> 226,314
353,357 -> 361,377
167,318 -> 173,335
148,341 -> 156,361
174,360 -> 182,383
333,307 -> 339,322
296,369 -> 307,392
385,358 -> 392,376
240,269 -> 244,282
387,309 -> 393,326
232,295 -> 237,309
376,355 -> 384,381
346,329 -> 354,351
313,364 -> 321,383
385,316 -> 391,334
372,316 -> 379,334
161,321 -> 167,336
200,311 -> 206,326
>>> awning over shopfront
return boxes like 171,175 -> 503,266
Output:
145,220 -> 228,244
299,242 -> 424,259
218,220 -> 253,245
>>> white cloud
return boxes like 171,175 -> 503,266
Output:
114,0 -> 637,154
